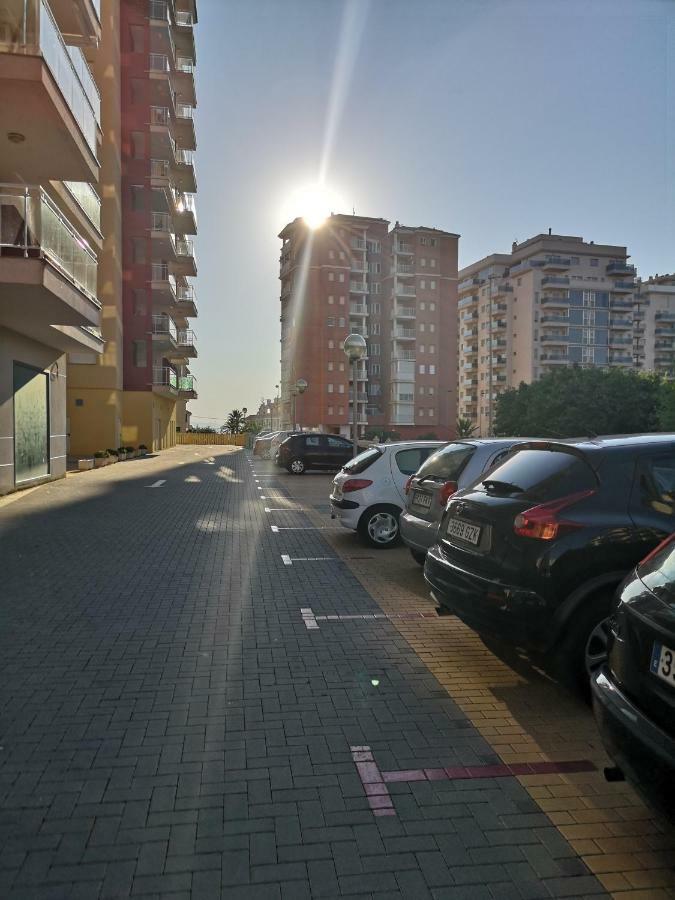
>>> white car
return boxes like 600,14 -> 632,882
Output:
330,441 -> 445,548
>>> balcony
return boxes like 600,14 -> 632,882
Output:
606,261 -> 636,277
151,314 -> 177,348
394,306 -> 416,319
540,294 -> 570,307
349,303 -> 368,316
656,311 -> 675,322
462,327 -> 478,337
395,284 -> 416,297
151,211 -> 177,259
491,319 -> 507,331
610,297 -> 634,309
491,303 -> 508,315
390,359 -> 415,380
542,256 -> 571,271
461,377 -> 478,386
349,325 -> 367,337
610,317 -> 632,330
463,361 -> 478,371
172,190 -> 197,234
0,184 -> 99,333
174,238 -> 197,276
350,259 -> 366,273
390,404 -> 415,426
609,336 -> 633,346
174,102 -> 196,150
396,263 -> 414,275
493,283 -> 513,297
394,242 -> 413,254
458,275 -> 480,292
164,327 -> 197,361
491,338 -> 507,349
173,56 -> 196,106
461,309 -> 479,321
609,354 -> 633,365
393,327 -> 415,340
491,356 -> 507,367
178,373 -> 197,399
351,238 -> 366,250
612,281 -> 634,294
175,284 -> 197,318
541,331 -> 569,344
458,294 -> 478,309
540,353 -> 569,364
172,146 -> 197,193
0,0 -> 101,181
350,281 -> 368,293
151,262 -> 177,304
348,391 -> 368,403
63,180 -> 100,233
541,276 -> 570,288
153,365 -> 178,396
541,314 -> 569,324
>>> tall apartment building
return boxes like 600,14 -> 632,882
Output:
457,233 -> 639,434
278,214 -> 459,439
68,0 -> 198,456
0,0 -> 105,494
635,274 -> 675,377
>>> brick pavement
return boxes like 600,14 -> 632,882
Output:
0,447 -> 668,898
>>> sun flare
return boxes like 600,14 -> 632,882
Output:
282,182 -> 345,229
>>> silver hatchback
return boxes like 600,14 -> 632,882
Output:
400,438 -> 528,564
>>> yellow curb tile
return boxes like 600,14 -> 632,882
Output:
624,869 -> 675,889
560,823 -> 613,840
595,837 -> 652,854
596,871 -> 632,891
583,852 -> 641,874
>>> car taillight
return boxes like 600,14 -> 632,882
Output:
513,489 -> 596,540
404,476 -> 414,495
639,531 -> 675,566
438,481 -> 458,506
343,478 -> 373,493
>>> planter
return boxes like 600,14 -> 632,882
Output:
117,452 -> 127,461
78,458 -> 94,471
108,456 -> 117,464
94,457 -> 108,468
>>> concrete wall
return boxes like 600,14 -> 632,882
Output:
0,327 -> 67,494
67,386 -> 123,454
122,391 -> 176,452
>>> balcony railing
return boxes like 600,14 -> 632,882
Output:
176,57 -> 194,74
151,158 -> 170,178
395,306 -> 416,317
177,328 -> 196,347
176,238 -> 195,259
351,238 -> 366,250
607,261 -> 636,276
393,328 -> 415,339
64,181 -> 101,231
176,10 -> 194,26
150,105 -> 170,126
350,304 -> 368,315
0,0 -> 100,156
458,295 -> 478,309
176,103 -> 193,119
350,281 -> 368,293
152,315 -> 177,341
541,276 -> 570,287
396,264 -> 414,274
174,191 -> 196,220
178,374 -> 196,392
149,53 -> 169,72
0,184 -> 97,302
149,0 -> 170,21
396,285 -> 416,296
153,366 -> 177,390
458,276 -> 480,292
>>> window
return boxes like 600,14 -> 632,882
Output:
328,340 -> 335,349
328,406 -> 334,416
590,258 -> 599,267
367,240 -> 380,253
428,386 -> 435,395
637,455 -> 675,520
372,282 -> 382,294
328,295 -> 334,304
429,408 -> 435,417
339,296 -> 345,305
338,362 -> 345,372
371,322 -> 381,335
429,323 -> 435,333
131,237 -> 145,263
328,436 -> 350,448
131,132 -> 145,159
133,288 -> 146,315
305,436 -> 321,447
395,447 -> 432,476
368,262 -> 381,273
429,344 -> 436,354
418,408 -> 425,417
430,280 -> 436,289
370,363 -> 380,375
133,340 -> 146,367
130,78 -> 144,105
328,250 -> 335,259
339,406 -> 344,415
370,343 -> 380,356
327,383 -> 334,393
339,251 -> 345,259
420,302 -> 426,311
419,364 -> 426,374
327,362 -> 334,371
339,273 -> 345,282
131,185 -> 144,211
571,257 -> 580,265
430,302 -> 435,311
370,302 -> 381,314
420,323 -> 425,332
420,236 -> 428,245
420,280 -> 426,289
338,384 -> 345,394
328,272 -> 334,281
420,258 -> 426,267
130,24 -> 144,52
429,364 -> 436,374
327,317 -> 335,326
430,259 -> 436,268
419,344 -> 425,354
338,317 -> 345,327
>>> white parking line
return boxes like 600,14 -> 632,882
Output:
281,554 -> 292,566
300,607 -> 319,630
270,526 -> 340,531
281,556 -> 337,565
265,507 -> 306,512
146,480 -> 166,488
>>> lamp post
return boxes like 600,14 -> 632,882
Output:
291,378 -> 308,431
343,333 -> 367,456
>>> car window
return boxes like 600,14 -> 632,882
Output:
639,536 -> 675,606
480,448 -> 597,501
395,448 -> 429,476
415,443 -> 475,482
305,435 -> 320,447
343,447 -> 381,473
637,454 -> 675,518
327,436 -> 350,448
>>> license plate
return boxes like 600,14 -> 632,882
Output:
446,518 -> 481,546
413,490 -> 432,509
650,642 -> 675,688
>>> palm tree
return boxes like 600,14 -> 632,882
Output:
226,409 -> 245,434
456,416 -> 477,438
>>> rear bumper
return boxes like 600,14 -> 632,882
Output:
592,668 -> 675,818
400,511 -> 439,553
330,496 -> 360,531
423,543 -> 551,651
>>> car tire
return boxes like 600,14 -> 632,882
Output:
288,457 -> 306,475
410,549 -> 426,566
358,505 -> 401,549
554,588 -> 614,699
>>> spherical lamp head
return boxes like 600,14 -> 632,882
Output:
343,333 -> 367,363
295,378 -> 308,394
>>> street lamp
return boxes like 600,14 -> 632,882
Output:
291,378 -> 308,431
343,333 -> 367,456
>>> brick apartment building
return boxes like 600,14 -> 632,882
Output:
278,214 -> 459,439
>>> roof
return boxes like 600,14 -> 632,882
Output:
518,434 -> 675,451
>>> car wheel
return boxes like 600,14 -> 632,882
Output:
410,549 -> 426,567
289,457 -> 306,475
358,506 -> 401,549
554,589 -> 614,699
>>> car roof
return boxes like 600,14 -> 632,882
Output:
377,440 -> 446,449
515,434 -> 675,453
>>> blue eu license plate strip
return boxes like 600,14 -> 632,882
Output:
650,642 -> 662,674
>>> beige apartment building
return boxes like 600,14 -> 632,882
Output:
635,274 -> 675,377
457,233 -> 640,434
0,0 -> 105,494
279,214 -> 459,439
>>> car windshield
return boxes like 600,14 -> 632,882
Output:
415,443 -> 475,483
639,536 -> 675,607
479,448 -> 597,501
342,447 -> 381,474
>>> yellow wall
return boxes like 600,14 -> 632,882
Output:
122,391 -> 176,452
67,388 -> 123,455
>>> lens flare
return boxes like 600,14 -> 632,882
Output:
283,182 -> 345,230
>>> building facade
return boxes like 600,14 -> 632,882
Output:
67,0 -> 198,457
0,0 -> 105,494
457,233 -> 640,434
635,274 -> 675,378
279,214 -> 459,439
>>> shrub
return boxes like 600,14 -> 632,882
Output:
139,444 -> 148,451
94,450 -> 108,458
106,448 -> 119,456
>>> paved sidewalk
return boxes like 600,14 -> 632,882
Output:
0,447 -> 670,899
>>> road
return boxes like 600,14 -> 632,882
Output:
0,445 -> 673,899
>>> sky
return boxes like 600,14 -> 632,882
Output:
190,0 -> 675,426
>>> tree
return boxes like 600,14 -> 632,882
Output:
493,368 -> 662,438
226,409 -> 245,434
456,417 -> 477,438
657,380 -> 675,430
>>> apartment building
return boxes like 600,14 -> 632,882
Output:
67,0 -> 198,456
278,214 -> 459,439
635,274 -> 675,378
0,0 -> 104,494
457,233 -> 639,434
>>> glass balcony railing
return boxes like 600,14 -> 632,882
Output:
176,103 -> 193,120
177,328 -> 196,347
176,238 -> 195,260
149,0 -> 169,21
149,53 -> 169,72
0,183 -> 98,301
150,105 -> 170,126
151,158 -> 170,178
176,57 -> 194,74
152,315 -> 177,341
0,0 -> 100,157
178,375 -> 196,392
153,366 -> 177,390
64,181 -> 101,231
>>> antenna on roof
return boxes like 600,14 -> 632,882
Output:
352,207 -> 355,215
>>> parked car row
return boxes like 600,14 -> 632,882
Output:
320,432 -> 675,818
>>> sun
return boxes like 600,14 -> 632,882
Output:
282,182 -> 345,230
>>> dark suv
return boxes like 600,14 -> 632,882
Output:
424,435 -> 675,690
277,433 -> 354,474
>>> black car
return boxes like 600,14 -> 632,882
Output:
424,435 -> 675,691
592,533 -> 675,818
277,433 -> 354,474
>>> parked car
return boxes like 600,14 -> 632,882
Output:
592,532 -> 675,818
277,432 -> 354,474
253,431 -> 280,457
400,439 -> 528,565
424,434 -> 675,691
330,441 -> 445,548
